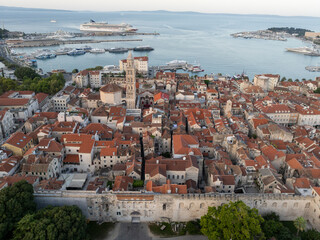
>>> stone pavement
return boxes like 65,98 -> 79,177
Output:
106,223 -> 207,240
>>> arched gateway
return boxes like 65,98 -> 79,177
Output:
131,211 -> 141,223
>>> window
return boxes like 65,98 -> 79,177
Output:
181,175 -> 184,179
168,175 -> 170,179
163,204 -> 166,211
177,175 -> 179,179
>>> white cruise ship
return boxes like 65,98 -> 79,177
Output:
80,20 -> 137,33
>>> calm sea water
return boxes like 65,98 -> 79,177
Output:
1,6 -> 320,79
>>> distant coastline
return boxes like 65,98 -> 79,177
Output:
1,5 -> 320,19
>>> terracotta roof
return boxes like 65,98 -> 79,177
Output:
0,108 -> 9,121
113,176 -> 134,191
100,147 -> 117,156
293,178 -> 310,189
173,135 -> 200,155
35,93 -> 48,103
100,83 -> 122,93
121,56 -> 148,63
0,98 -> 30,106
63,154 -> 80,164
34,112 -> 58,120
4,132 -> 32,149
146,180 -> 187,194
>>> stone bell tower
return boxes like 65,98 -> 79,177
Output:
126,51 -> 136,109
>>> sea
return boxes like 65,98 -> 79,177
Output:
1,6 -> 320,79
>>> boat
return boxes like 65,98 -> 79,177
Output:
26,59 -> 37,67
133,46 -> 154,52
90,48 -> 106,54
166,60 -> 187,67
55,47 -> 73,55
67,49 -> 86,56
108,48 -> 129,54
35,53 -> 56,60
50,20 -> 56,23
305,66 -> 320,72
81,45 -> 92,51
80,19 -> 138,33
191,66 -> 204,73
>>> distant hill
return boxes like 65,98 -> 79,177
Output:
0,5 -> 72,12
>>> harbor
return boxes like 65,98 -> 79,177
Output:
231,30 -> 288,41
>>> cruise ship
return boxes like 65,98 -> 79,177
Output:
80,20 -> 138,33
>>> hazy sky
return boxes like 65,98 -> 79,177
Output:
0,0 -> 320,17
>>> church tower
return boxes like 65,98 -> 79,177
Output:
126,52 -> 136,109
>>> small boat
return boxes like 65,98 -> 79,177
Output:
26,59 -> 37,67
191,67 -> 204,73
90,48 -> 106,54
108,47 -> 129,53
50,20 -> 57,23
133,46 -> 154,52
67,49 -> 86,56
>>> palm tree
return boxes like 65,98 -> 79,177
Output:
294,216 -> 306,236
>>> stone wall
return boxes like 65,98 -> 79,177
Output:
34,191 -> 320,230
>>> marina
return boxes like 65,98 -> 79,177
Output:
231,30 -> 288,41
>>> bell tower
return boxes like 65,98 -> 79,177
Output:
126,52 -> 136,109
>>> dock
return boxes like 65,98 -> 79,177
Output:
8,38 -> 143,48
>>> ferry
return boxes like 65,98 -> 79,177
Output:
67,49 -> 86,56
108,48 -> 129,54
35,53 -> 56,60
133,46 -> 154,52
80,19 -> 138,33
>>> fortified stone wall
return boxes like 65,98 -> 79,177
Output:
34,191 -> 320,230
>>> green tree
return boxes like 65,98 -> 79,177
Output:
13,205 -> 87,240
14,67 -> 40,80
288,78 -> 293,82
281,77 -> 287,82
0,77 -> 17,95
0,180 -> 36,239
204,80 -> 210,86
200,201 -> 264,240
301,229 -> 320,240
72,68 -> 79,74
186,220 -> 202,235
294,216 -> 306,236
295,79 -> 300,82
314,88 -> 320,94
261,213 -> 293,240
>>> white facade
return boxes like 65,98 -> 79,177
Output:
120,57 -> 148,73
52,95 -> 70,112
0,110 -> 14,138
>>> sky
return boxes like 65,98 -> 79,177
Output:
0,0 -> 320,17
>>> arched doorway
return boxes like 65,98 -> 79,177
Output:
131,211 -> 141,223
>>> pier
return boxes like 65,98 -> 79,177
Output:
8,38 -> 143,48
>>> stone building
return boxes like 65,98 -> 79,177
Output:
126,52 -> 137,109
